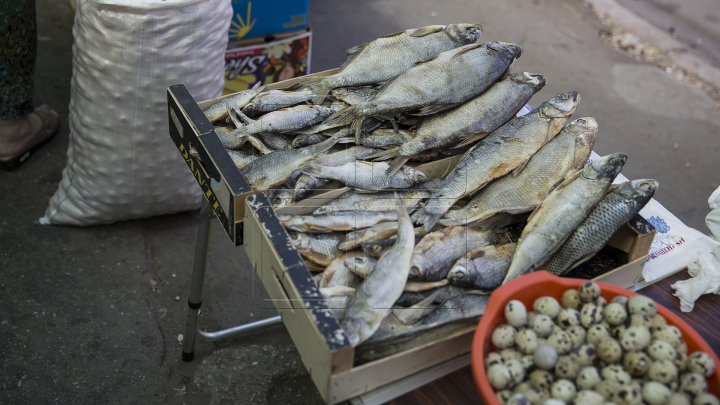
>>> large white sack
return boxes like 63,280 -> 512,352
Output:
40,0 -> 232,226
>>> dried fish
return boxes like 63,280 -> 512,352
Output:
302,161 -> 427,191
234,104 -> 335,137
242,88 -> 314,117
319,250 -> 364,289
344,255 -> 378,278
203,82 -> 264,122
447,242 -> 517,289
313,189 -> 431,215
338,221 -> 399,250
226,149 -> 257,170
289,231 -> 344,266
277,211 -> 397,233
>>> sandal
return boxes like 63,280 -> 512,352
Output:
0,105 -> 60,171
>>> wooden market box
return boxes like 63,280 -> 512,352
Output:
167,71 -> 657,403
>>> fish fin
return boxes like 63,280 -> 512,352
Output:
387,156 -> 410,177
382,30 -> 405,38
511,158 -> 531,178
451,43 -> 485,59
501,58 -> 517,79
335,137 -> 355,144
526,206 -> 541,222
457,143 -> 481,164
412,103 -> 458,116
323,105 -> 358,127
390,117 -> 400,133
284,177 -> 297,189
233,106 -> 255,124
552,169 -> 582,192
251,82 -> 263,91
301,162 -> 325,177
453,132 -> 489,148
411,208 -> 443,232
345,42 -> 368,56
366,148 -> 398,161
351,116 -> 365,144
295,77 -> 329,105
408,26 -> 444,37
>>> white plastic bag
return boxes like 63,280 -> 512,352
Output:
40,0 -> 232,226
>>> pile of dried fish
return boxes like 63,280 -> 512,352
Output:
202,24 -> 658,351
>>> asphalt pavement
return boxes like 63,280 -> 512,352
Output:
0,0 -> 718,404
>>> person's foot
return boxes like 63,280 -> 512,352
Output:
0,105 -> 59,170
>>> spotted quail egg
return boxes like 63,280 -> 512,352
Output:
515,381 -> 534,393
506,300 -> 529,328
486,351 -> 504,368
596,336 -> 623,364
550,379 -> 576,402
641,381 -> 671,405
567,325 -> 586,347
601,364 -> 632,385
652,325 -> 683,348
523,387 -> 550,405
497,389 -> 515,403
593,380 -> 621,401
627,295 -> 657,316
595,296 -> 608,311
586,324 -> 612,345
488,363 -> 514,390
507,393 -> 532,405
647,340 -> 677,361
515,328 -> 540,355
534,345 -> 558,371
543,399 -> 567,405
554,355 -> 581,379
507,359 -> 526,385
693,393 -> 720,405
609,296 -> 628,307
677,341 -> 689,355
610,324 -> 626,340
561,289 -> 583,310
651,314 -> 667,329
647,359 -> 678,384
627,314 -> 652,329
502,348 -> 524,363
531,315 -> 556,338
572,342 -> 596,367
679,372 -> 708,397
623,350 -> 652,376
628,378 -> 644,393
534,296 -> 562,319
578,282 -> 601,303
687,352 -> 715,377
580,303 -> 602,328
494,324 -> 519,349
576,366 -> 602,390
575,389 -> 606,405
675,351 -> 688,372
530,369 -> 555,389
613,385 -> 642,405
603,303 -> 627,326
521,355 -> 536,370
620,326 -> 651,351
556,308 -> 581,330
547,329 -> 573,355
668,392 -> 694,405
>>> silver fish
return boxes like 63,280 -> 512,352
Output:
242,88 -> 314,117
420,291 -> 490,325
278,211 -> 397,233
541,179 -> 658,276
440,117 -> 597,226
412,91 -> 581,231
338,221 -> 399,251
503,153 -> 628,283
234,104 -> 335,137
344,255 -> 378,278
409,226 -> 500,281
447,242 -> 517,289
291,133 -> 329,149
300,24 -> 482,104
240,135 -> 339,192
258,132 -> 292,150
226,149 -> 258,170
319,250 -> 364,289
362,233 -> 425,258
395,284 -> 469,307
214,126 -> 247,149
203,82 -> 264,122
376,72 -> 546,176
289,232 -> 345,266
302,161 -> 427,191
269,188 -> 295,208
313,189 -> 431,215
347,129 -> 414,149
342,195 -> 415,347
324,41 -> 522,142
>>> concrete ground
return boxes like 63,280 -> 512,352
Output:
0,0 -> 717,404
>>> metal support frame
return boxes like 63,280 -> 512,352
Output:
182,197 -> 282,362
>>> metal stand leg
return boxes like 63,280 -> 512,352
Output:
182,197 -> 282,362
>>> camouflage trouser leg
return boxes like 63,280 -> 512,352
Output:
0,0 -> 36,120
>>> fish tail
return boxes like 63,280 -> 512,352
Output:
301,162 -> 325,177
366,148 -> 398,161
323,105 -> 358,128
386,155 -> 410,177
297,77 -> 330,104
352,116 -> 365,144
411,207 -> 443,233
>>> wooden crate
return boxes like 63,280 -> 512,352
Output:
169,71 -> 656,403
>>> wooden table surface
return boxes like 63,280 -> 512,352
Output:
387,269 -> 720,405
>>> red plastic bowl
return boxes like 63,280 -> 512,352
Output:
472,271 -> 720,404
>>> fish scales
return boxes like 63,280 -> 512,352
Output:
236,105 -> 335,137
441,117 -> 597,226
226,149 -> 257,170
302,161 -> 427,191
289,232 -> 344,266
409,226 -> 500,281
447,243 -> 516,289
277,211 -> 397,233
503,153 -> 627,283
541,179 -> 657,276
313,190 -> 431,215
412,92 -> 580,231
242,89 -> 314,117
301,24 -> 482,104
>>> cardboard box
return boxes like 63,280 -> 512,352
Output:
223,29 -> 311,95
229,0 -> 309,40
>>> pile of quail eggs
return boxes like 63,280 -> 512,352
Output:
484,281 -> 718,405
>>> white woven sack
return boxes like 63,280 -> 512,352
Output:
40,0 -> 232,226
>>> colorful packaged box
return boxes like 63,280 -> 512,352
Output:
229,0 -> 309,40
223,29 -> 311,95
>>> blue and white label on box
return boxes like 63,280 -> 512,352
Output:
229,0 -> 309,40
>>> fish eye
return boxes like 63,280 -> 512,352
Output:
577,119 -> 586,124
354,257 -> 363,263
561,94 -> 569,100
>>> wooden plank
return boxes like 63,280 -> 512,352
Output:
327,324 -> 477,404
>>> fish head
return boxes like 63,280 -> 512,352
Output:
401,166 -> 428,184
584,153 -> 628,180
409,255 -> 432,279
616,179 -> 659,203
564,117 -> 598,136
445,24 -> 483,45
289,232 -> 310,250
511,72 -> 547,93
447,259 -> 475,286
485,42 -> 523,63
344,256 -> 376,275
542,92 -> 581,118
